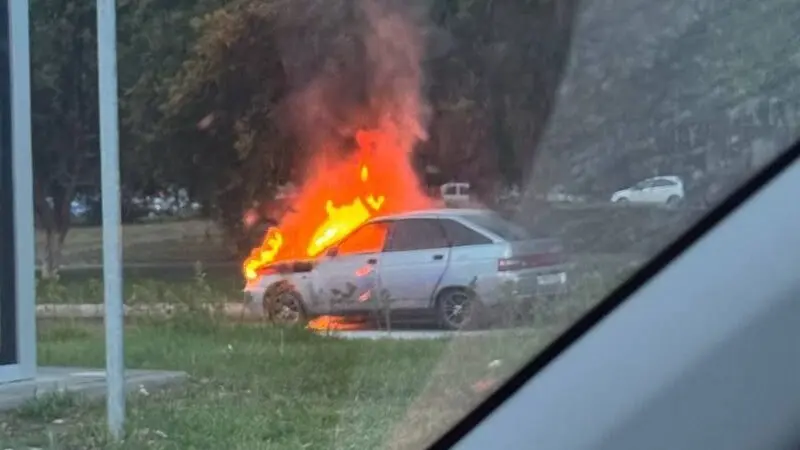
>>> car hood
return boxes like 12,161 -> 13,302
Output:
611,188 -> 632,197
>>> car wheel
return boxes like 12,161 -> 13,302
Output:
437,288 -> 484,330
263,283 -> 306,326
666,195 -> 681,207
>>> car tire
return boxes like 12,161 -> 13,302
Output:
436,288 -> 484,330
263,283 -> 307,326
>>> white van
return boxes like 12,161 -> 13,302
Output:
441,182 -> 471,205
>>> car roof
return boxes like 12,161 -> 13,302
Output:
369,208 -> 496,222
647,175 -> 682,183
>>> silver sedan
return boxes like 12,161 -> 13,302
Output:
243,208 -> 570,329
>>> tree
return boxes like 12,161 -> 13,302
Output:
117,0 -> 226,197
30,0 -> 100,277
28,0 -> 222,275
419,0 -> 580,199
155,0 -> 583,252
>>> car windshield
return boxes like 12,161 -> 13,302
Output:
3,0 -> 797,448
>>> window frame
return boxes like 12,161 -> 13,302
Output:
651,178 -> 675,187
383,218 -> 450,252
438,217 -> 493,247
434,141 -> 800,449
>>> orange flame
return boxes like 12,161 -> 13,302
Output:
242,129 -> 436,281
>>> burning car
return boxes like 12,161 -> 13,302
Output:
243,208 -> 570,329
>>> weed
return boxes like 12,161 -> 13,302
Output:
15,392 -> 79,422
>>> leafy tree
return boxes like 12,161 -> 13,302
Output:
28,0 -> 222,275
421,0 -> 580,199
158,0 -> 582,245
30,0 -> 99,276
158,1 -> 298,254
117,0 -> 226,197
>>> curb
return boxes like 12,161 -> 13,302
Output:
36,302 -> 261,319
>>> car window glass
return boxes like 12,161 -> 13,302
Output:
462,214 -> 530,241
386,219 -> 449,251
21,0 -> 799,448
439,219 -> 492,246
336,222 -> 388,256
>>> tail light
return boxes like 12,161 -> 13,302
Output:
497,252 -> 565,271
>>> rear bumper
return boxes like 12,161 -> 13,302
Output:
491,266 -> 571,299
477,267 -> 571,319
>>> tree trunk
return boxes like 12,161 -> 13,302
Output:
34,180 -> 72,279
40,228 -> 63,279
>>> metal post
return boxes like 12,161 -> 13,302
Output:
96,0 -> 125,439
7,0 -> 37,382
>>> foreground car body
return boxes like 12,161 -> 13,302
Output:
243,208 -> 570,329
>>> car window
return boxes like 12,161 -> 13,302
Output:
439,218 -> 492,246
335,221 -> 389,256
652,179 -> 675,187
461,214 -> 530,241
385,218 -> 449,251
12,0 -> 798,448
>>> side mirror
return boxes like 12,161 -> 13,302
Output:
325,247 -> 339,257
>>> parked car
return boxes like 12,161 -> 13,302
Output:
440,181 -> 471,206
243,208 -> 570,329
610,175 -> 685,206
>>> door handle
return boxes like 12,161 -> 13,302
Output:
433,254 -> 444,260
367,258 -> 378,265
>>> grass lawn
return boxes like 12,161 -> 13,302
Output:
37,266 -> 243,305
36,220 -> 233,267
0,321 -> 563,450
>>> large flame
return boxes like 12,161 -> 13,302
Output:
242,129 -> 435,281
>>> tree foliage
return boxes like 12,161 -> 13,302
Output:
154,0 -> 580,243
30,0 -> 99,275
28,0 -> 581,264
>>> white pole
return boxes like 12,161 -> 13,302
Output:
96,0 -> 125,440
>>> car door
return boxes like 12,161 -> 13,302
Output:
377,218 -> 450,310
310,221 -> 389,314
658,180 -> 682,203
651,178 -> 676,203
636,180 -> 659,203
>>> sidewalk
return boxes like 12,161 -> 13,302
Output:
0,367 -> 186,412
36,302 -> 258,319
38,261 -> 238,272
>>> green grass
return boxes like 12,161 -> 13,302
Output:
37,219 -> 232,267
0,322 -> 563,450
11,254 -> 627,448
36,267 -> 242,305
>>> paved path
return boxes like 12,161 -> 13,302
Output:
316,329 -> 486,340
40,261 -> 238,272
36,303 -> 467,336
36,302 -> 254,319
315,327 -> 539,340
0,367 -> 186,412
